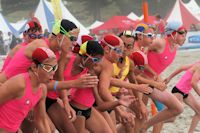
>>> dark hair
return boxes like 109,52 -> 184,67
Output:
118,32 -> 123,37
134,34 -> 139,41
32,59 -> 41,66
26,21 -> 42,33
86,41 -> 104,56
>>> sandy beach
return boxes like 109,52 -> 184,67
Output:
151,49 -> 200,133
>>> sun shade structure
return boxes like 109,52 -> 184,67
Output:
165,0 -> 200,29
92,16 -> 136,35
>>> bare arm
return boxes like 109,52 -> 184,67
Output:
109,60 -> 150,93
128,61 -> 149,120
47,74 -> 98,91
93,86 -> 125,112
34,85 -> 51,133
165,64 -> 193,83
110,78 -> 151,94
56,52 -> 69,107
148,38 -> 164,52
136,74 -> 166,91
144,64 -> 158,79
191,66 -> 200,96
98,65 -> 114,102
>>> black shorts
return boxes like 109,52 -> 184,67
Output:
171,86 -> 188,99
93,102 -> 97,107
70,104 -> 92,120
46,97 -> 57,111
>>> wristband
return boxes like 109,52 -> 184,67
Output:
54,81 -> 59,91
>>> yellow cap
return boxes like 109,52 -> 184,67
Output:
79,41 -> 88,55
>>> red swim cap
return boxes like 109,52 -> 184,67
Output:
100,34 -> 120,47
130,51 -> 148,66
32,47 -> 56,63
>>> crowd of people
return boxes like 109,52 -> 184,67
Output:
0,16 -> 199,133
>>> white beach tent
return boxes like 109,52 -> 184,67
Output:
0,12 -> 17,36
11,20 -> 27,31
127,12 -> 139,21
19,0 -> 89,35
185,0 -> 200,15
184,0 -> 200,20
165,0 -> 200,29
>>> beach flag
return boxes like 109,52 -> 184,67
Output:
51,0 -> 62,20
142,0 -> 149,23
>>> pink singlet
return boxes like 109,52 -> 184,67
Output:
176,70 -> 196,94
65,55 -> 95,108
0,73 -> 42,132
147,38 -> 177,75
1,42 -> 28,72
3,46 -> 32,79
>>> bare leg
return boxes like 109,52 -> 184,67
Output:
141,89 -> 183,131
164,93 -> 184,123
152,101 -> 165,133
21,110 -> 56,133
183,93 -> 200,133
152,123 -> 163,133
73,116 -> 86,133
47,102 -> 77,133
100,111 -> 117,133
86,107 -> 112,133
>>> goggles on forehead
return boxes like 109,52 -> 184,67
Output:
39,63 -> 58,73
102,39 -> 122,54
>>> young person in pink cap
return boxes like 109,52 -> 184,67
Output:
0,47 -> 56,133
1,20 -> 43,71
